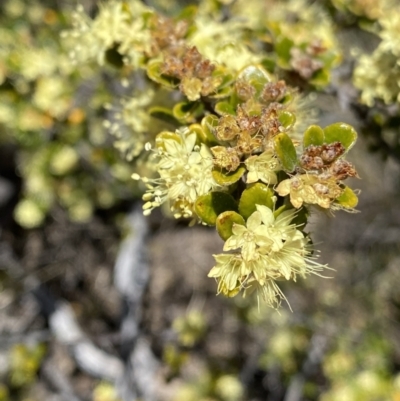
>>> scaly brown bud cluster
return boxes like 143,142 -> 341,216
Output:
161,46 -> 221,101
211,98 -> 287,171
148,15 -> 188,55
290,47 -> 324,80
260,80 -> 287,103
299,142 -> 358,180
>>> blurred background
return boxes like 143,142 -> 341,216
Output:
0,0 -> 400,400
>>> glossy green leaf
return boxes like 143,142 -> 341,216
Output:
212,166 -> 246,186
335,186 -> 358,209
188,124 -> 206,145
275,37 -> 294,65
260,57 -> 276,74
278,110 -> 296,130
172,101 -> 204,123
177,4 -> 197,20
216,211 -> 245,240
212,85 -> 233,99
274,133 -> 297,171
201,114 -> 219,145
303,125 -> 324,147
215,101 -> 235,116
238,183 -> 274,220
194,192 -> 238,225
323,123 -> 357,151
310,68 -> 330,88
155,131 -> 181,149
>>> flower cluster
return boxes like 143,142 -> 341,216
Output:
10,0 -> 359,308
133,128 -> 219,219
131,56 -> 359,304
209,205 -> 326,308
354,9 -> 400,106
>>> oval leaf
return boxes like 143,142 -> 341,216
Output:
238,183 -> 274,220
172,101 -> 204,123
335,186 -> 358,209
275,37 -> 294,65
212,166 -> 246,186
303,125 -> 324,147
274,133 -> 297,172
310,68 -> 330,88
199,115 -> 219,146
278,110 -> 296,130
216,211 -> 245,240
323,123 -> 357,151
215,101 -> 235,116
155,131 -> 181,149
194,192 -> 238,225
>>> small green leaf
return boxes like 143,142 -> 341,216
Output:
149,107 -> 180,126
188,124 -> 205,145
278,110 -> 296,130
155,131 -> 181,149
260,57 -> 276,73
212,85 -> 232,99
216,211 -> 245,240
310,68 -> 330,88
215,101 -> 235,116
303,125 -> 324,147
201,114 -> 219,144
172,101 -> 204,123
212,166 -> 246,185
238,183 -> 274,220
177,4 -> 197,20
323,123 -> 357,151
335,186 -> 358,209
274,133 -> 297,171
275,37 -> 294,65
194,192 -> 238,225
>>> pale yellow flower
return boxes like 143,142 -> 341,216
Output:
133,128 -> 219,218
245,150 -> 280,185
63,1 -> 151,67
276,174 -> 342,209
243,276 -> 287,309
209,204 -> 327,307
208,253 -> 251,293
223,206 -> 274,261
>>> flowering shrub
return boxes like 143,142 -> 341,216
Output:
59,0 -> 359,307
3,3 -> 400,401
0,0 -> 360,308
